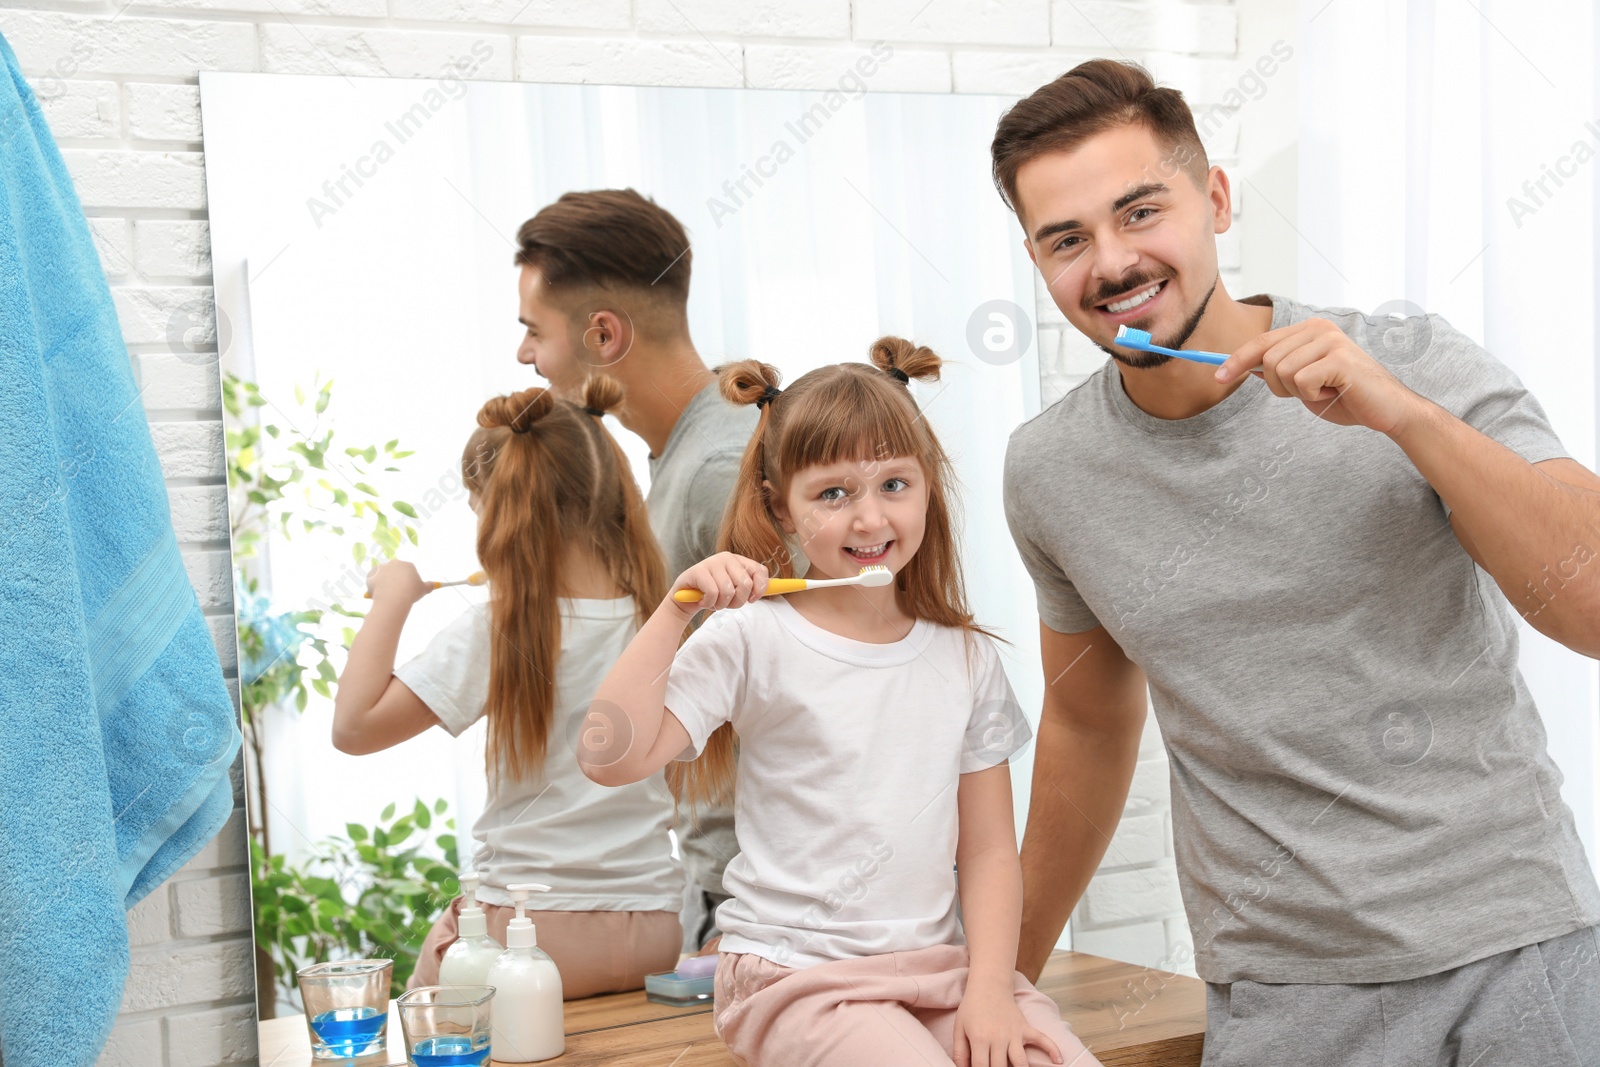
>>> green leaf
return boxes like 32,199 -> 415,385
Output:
346,823 -> 368,842
393,501 -> 417,518
381,802 -> 396,821
434,798 -> 448,815
355,482 -> 379,497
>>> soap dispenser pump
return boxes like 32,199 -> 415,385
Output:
437,869 -> 504,990
484,881 -> 563,1063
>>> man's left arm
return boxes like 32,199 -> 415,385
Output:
1402,421 -> 1600,656
1219,318 -> 1600,658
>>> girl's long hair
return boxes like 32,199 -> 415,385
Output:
666,336 -> 999,814
464,377 -> 666,786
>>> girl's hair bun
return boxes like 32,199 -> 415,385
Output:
581,374 -> 626,417
717,358 -> 784,407
868,335 -> 943,384
478,387 -> 555,433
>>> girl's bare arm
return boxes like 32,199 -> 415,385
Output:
581,552 -> 768,786
331,561 -> 443,754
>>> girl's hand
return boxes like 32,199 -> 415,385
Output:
666,552 -> 769,617
952,983 -> 1063,1067
365,560 -> 431,606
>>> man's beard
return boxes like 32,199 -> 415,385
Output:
1094,273 -> 1220,369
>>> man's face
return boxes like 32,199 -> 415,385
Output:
1014,123 -> 1229,368
515,264 -> 584,398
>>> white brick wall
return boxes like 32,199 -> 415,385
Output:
0,2 -> 1290,1060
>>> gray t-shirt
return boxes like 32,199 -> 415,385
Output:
1003,292 -> 1600,985
646,380 -> 759,578
645,379 -> 759,941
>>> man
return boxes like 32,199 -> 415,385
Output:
996,59 -> 1600,1062
512,188 -> 757,954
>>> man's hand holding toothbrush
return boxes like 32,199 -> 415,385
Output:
1214,317 -> 1420,434
1216,316 -> 1600,656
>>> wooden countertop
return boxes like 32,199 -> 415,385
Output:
256,950 -> 1204,1066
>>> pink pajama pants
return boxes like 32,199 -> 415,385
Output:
712,942 -> 1102,1067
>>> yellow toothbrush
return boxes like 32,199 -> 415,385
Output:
673,564 -> 893,603
363,570 -> 487,598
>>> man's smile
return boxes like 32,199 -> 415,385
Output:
1094,279 -> 1168,324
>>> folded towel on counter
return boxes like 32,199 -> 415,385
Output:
0,29 -> 243,1067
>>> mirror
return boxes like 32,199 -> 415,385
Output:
199,71 -> 1047,1031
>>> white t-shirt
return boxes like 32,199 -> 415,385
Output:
394,597 -> 683,911
664,596 -> 1031,968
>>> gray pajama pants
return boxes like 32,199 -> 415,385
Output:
1201,925 -> 1600,1066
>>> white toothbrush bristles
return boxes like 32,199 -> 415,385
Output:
856,564 -> 893,587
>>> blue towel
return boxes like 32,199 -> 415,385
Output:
0,30 -> 243,1067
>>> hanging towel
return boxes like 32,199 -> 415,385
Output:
0,30 -> 243,1067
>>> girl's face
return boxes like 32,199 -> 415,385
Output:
769,454 -> 928,581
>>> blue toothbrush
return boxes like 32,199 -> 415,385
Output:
1113,325 -> 1239,368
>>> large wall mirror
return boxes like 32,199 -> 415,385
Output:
200,70 -> 1048,1031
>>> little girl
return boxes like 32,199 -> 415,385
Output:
332,379 -> 684,999
582,339 -> 1098,1067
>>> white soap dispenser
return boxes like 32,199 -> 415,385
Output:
484,881 -> 563,1063
437,869 -> 504,990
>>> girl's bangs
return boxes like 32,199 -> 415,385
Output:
778,376 -> 930,477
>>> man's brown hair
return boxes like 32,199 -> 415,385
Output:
513,188 -> 692,330
990,59 -> 1208,216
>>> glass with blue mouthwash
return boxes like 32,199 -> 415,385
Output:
396,985 -> 495,1067
297,959 -> 393,1059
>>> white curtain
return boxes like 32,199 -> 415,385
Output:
1298,0 -> 1600,860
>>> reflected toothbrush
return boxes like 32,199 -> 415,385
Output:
362,570 -> 486,599
673,564 -> 893,603
1113,325 -> 1259,371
